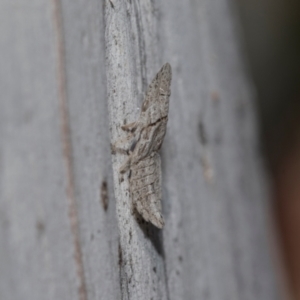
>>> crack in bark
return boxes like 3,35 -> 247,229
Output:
51,1 -> 88,299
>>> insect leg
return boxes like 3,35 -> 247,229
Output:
121,121 -> 137,132
111,134 -> 133,155
119,156 -> 132,174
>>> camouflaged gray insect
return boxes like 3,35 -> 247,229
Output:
115,63 -> 171,228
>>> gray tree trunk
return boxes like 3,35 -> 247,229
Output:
0,0 -> 278,300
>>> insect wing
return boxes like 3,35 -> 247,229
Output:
130,153 -> 164,228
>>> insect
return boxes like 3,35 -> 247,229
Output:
113,63 -> 172,228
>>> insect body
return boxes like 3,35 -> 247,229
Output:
114,63 -> 172,228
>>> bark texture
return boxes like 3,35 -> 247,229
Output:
0,0 -> 278,299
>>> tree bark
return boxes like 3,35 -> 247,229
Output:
0,0 -> 278,299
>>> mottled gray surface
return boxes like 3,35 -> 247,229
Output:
0,2 -> 79,299
0,0 -> 278,299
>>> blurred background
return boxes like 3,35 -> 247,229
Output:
236,0 -> 300,298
